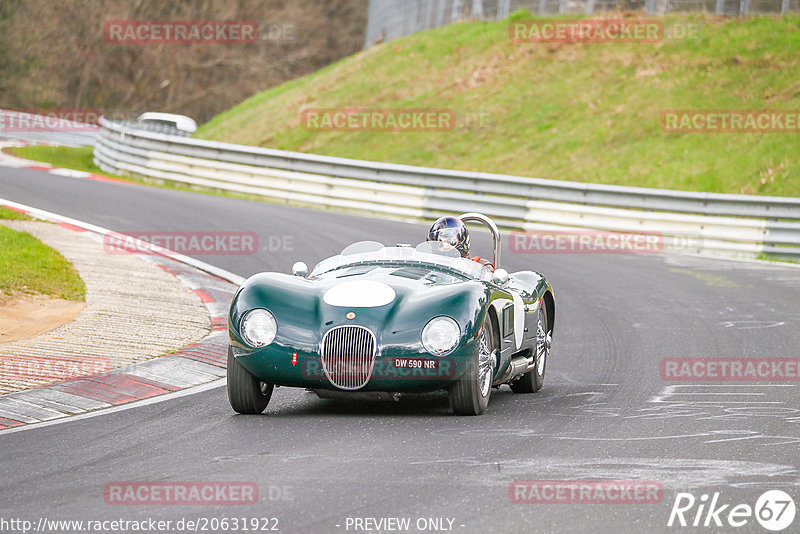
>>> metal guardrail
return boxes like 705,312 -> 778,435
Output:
94,119 -> 800,260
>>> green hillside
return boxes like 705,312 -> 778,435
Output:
196,13 -> 800,197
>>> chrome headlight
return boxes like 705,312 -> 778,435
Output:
240,308 -> 277,348
421,316 -> 460,356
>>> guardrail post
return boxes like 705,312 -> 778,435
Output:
538,0 -> 548,15
645,0 -> 657,14
472,0 -> 484,18
781,0 -> 789,13
715,0 -> 725,14
739,0 -> 749,15
586,0 -> 595,15
558,0 -> 568,13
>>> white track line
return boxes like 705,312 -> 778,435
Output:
0,197 -> 245,285
0,378 -> 226,436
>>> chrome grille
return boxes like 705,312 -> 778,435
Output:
321,326 -> 376,390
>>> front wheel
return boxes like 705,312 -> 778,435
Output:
510,303 -> 550,394
449,316 -> 496,415
227,347 -> 274,414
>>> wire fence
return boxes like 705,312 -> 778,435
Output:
364,0 -> 799,46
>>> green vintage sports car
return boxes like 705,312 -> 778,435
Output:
227,213 -> 555,415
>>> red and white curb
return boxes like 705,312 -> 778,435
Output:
0,199 -> 243,433
0,139 -> 135,183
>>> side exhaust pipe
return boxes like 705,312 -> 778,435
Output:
496,352 -> 533,385
505,355 -> 532,383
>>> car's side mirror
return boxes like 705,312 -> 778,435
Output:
291,261 -> 308,277
492,268 -> 509,285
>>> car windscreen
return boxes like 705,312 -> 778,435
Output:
310,241 -> 489,280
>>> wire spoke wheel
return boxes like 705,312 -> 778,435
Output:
449,315 -> 496,415
535,309 -> 551,378
477,323 -> 495,397
510,301 -> 550,394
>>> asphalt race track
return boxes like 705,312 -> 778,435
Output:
1,167 -> 799,533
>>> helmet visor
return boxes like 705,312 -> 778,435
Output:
434,226 -> 461,247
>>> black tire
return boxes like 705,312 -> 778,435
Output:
449,317 -> 496,415
510,303 -> 550,394
227,347 -> 273,414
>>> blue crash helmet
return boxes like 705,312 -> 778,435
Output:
427,216 -> 470,257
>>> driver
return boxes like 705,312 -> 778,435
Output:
427,216 -> 494,270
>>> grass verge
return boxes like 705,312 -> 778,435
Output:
195,13 -> 800,197
0,209 -> 86,302
0,206 -> 31,221
7,145 -> 120,177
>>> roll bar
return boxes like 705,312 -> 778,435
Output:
458,213 -> 501,269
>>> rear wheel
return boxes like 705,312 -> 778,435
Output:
510,303 -> 550,394
227,347 -> 273,414
449,317 -> 496,415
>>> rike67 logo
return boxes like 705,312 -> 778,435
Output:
668,490 -> 796,531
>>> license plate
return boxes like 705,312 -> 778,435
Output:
393,358 -> 438,370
